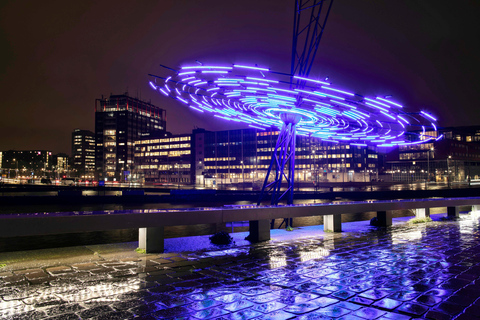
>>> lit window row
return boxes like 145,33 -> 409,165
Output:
204,157 -> 236,162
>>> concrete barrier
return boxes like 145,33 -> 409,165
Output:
1,197 -> 479,253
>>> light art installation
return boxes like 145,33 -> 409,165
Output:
149,63 -> 439,217
149,64 -> 439,146
149,1 -> 440,234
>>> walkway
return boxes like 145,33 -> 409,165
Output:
1,212 -> 480,319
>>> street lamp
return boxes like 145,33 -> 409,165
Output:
240,160 -> 244,190
447,155 -> 451,188
426,147 -> 434,189
175,163 -> 180,189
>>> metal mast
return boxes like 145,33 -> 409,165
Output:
258,0 -> 334,225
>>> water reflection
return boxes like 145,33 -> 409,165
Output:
6,215 -> 480,319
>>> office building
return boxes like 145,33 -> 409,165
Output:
0,150 -> 52,179
134,132 -> 193,184
134,127 -> 379,186
54,153 -> 70,179
95,93 -> 166,181
72,129 -> 95,179
385,126 -> 480,183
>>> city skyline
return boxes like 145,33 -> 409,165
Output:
1,1 -> 479,154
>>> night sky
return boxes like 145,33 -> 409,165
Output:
1,1 -> 479,154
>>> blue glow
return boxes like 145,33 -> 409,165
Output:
182,66 -> 232,70
246,77 -> 278,83
380,111 -> 396,120
294,76 -> 330,85
234,64 -> 269,71
149,81 -> 157,90
436,134 -> 444,141
349,109 -> 370,118
176,96 -> 188,104
377,97 -> 403,108
330,100 -> 357,109
398,115 -> 409,124
249,124 -> 266,130
275,88 -> 298,94
151,62 -> 438,147
189,105 -> 204,112
432,123 -> 437,131
421,111 -> 437,121
178,71 -> 196,76
315,92 -> 345,101
365,102 -> 389,113
202,70 -> 229,74
365,98 -> 391,109
217,83 -> 241,87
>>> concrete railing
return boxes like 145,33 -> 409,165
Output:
1,197 -> 479,253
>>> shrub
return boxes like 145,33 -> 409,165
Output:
209,231 -> 233,245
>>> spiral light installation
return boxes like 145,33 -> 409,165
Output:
149,63 -> 440,147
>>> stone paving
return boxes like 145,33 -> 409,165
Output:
2,213 -> 480,319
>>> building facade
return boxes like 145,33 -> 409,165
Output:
72,129 -> 95,179
202,128 -> 379,187
95,93 -> 166,181
134,127 -> 379,187
385,126 -> 480,183
134,132 -> 193,185
0,150 -> 52,179
54,153 -> 70,179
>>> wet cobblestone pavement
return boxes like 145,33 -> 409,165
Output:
2,213 -> 480,319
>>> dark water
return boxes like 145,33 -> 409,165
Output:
0,199 -> 463,252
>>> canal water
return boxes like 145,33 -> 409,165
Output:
0,199 -> 463,252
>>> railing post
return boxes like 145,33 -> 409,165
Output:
377,211 -> 392,227
415,208 -> 430,219
447,206 -> 460,218
247,220 -> 270,242
139,227 -> 164,253
324,214 -> 342,232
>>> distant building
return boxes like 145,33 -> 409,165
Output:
385,126 -> 480,183
0,150 -> 52,179
133,127 -> 379,186
134,132 -> 194,184
95,93 -> 167,181
72,129 -> 95,179
54,153 -> 70,179
202,128 -> 378,187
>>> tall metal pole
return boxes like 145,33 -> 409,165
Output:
425,149 -> 430,189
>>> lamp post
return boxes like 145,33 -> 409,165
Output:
176,163 -> 180,189
447,155 -> 451,188
312,150 -> 317,192
426,147 -> 434,189
240,160 -> 244,190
